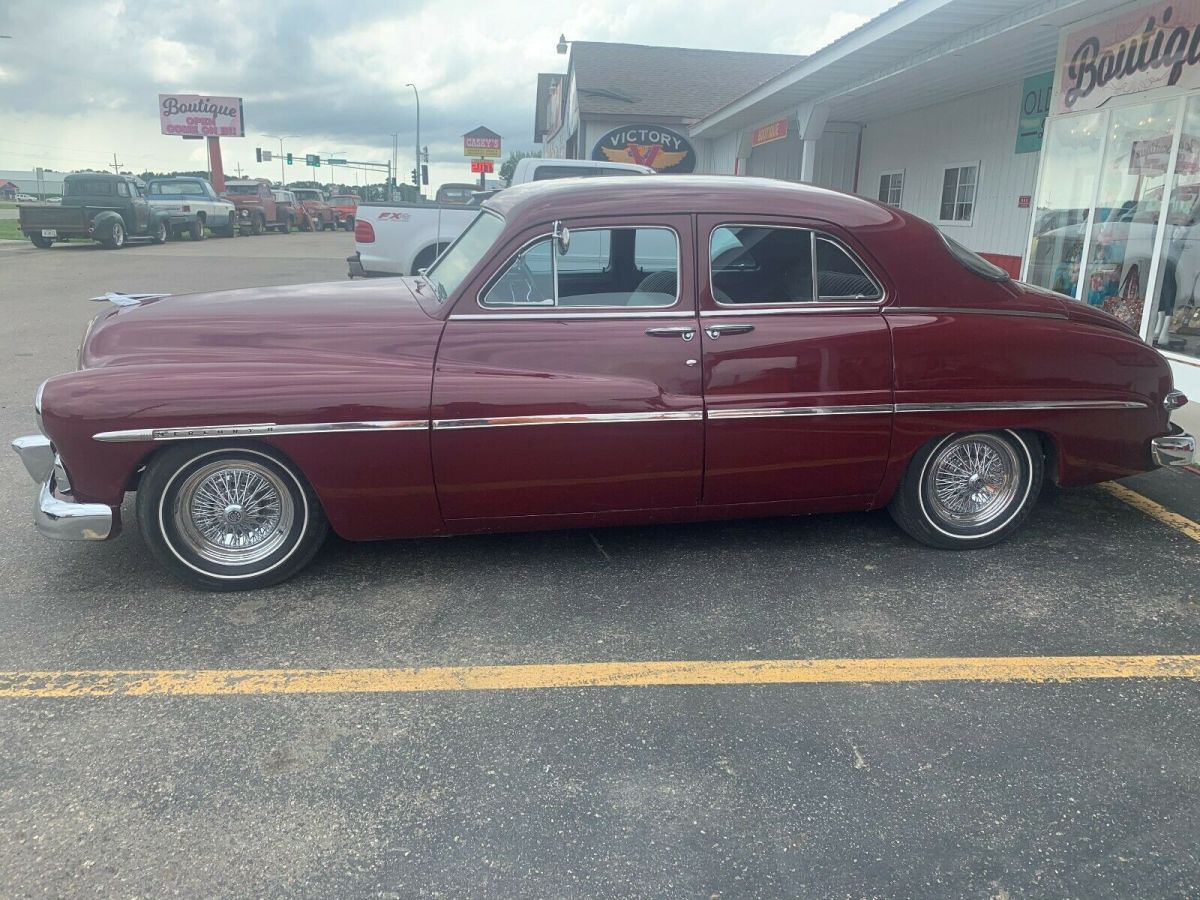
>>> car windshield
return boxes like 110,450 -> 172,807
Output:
225,184 -> 258,195
294,191 -> 320,201
148,181 -> 205,197
333,196 -> 357,205
424,210 -> 506,302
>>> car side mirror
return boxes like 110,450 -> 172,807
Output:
553,221 -> 570,255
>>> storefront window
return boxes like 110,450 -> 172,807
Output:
1148,96 -> 1200,362
1080,100 -> 1177,330
1025,112 -> 1104,298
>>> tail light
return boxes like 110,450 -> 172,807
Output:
355,219 -> 375,243
182,204 -> 191,212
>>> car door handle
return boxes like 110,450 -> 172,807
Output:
645,326 -> 695,341
705,324 -> 755,339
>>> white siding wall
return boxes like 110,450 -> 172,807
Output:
812,123 -> 861,193
694,131 -> 742,175
857,79 -> 1041,259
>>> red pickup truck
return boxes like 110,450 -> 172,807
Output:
329,194 -> 358,231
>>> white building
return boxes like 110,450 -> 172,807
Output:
687,0 -> 1200,417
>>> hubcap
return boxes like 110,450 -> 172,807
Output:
173,460 -> 294,566
925,435 -> 1021,528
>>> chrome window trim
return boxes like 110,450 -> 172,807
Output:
708,222 -> 886,309
93,420 -> 430,443
452,310 -> 697,321
698,306 -> 879,317
884,306 -> 1068,321
476,224 -> 682,312
433,410 -> 702,429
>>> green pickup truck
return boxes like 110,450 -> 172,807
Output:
18,173 -> 178,249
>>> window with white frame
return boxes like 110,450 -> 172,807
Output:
940,163 -> 978,223
878,171 -> 903,207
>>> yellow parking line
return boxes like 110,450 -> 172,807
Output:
1101,482 -> 1200,543
1,655 -> 1199,698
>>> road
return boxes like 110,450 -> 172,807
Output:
1,232 -> 1199,897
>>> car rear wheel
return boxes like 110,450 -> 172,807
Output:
102,220 -> 126,249
342,217 -> 354,231
136,444 -> 329,591
152,219 -> 169,244
190,218 -> 206,241
29,234 -> 53,249
888,430 -> 1042,550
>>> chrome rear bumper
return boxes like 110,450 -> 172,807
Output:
1152,426 -> 1196,468
11,435 -> 114,541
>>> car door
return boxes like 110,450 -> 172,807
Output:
126,181 -> 151,232
432,215 -> 703,522
697,216 -> 894,506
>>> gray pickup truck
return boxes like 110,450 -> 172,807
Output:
18,172 -> 177,249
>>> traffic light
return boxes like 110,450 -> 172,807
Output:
286,152 -> 293,165
255,147 -> 263,163
421,164 -> 429,186
410,168 -> 418,186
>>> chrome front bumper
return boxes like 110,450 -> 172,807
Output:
10,435 -> 113,541
1152,425 -> 1196,468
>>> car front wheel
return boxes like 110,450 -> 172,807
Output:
888,430 -> 1042,549
136,444 -> 329,590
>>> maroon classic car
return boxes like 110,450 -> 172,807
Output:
11,177 -> 1195,590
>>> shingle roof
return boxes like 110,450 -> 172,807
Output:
569,42 -> 803,119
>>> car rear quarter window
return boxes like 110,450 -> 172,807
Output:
67,180 -> 114,196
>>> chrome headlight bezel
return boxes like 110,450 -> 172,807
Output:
34,379 -> 47,437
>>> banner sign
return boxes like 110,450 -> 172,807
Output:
158,94 -> 244,137
591,125 -> 696,173
1057,2 -> 1200,114
1015,72 -> 1053,153
464,126 -> 502,158
751,118 -> 790,148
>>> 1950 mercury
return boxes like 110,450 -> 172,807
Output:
11,177 -> 1196,590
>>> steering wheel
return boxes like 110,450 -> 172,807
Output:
498,254 -> 545,305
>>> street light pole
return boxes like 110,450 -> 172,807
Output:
406,83 -> 420,197
264,134 -> 296,186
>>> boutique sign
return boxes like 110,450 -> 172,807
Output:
158,94 -> 244,137
591,125 -> 696,173
1057,2 -> 1200,113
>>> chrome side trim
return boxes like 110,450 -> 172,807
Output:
93,420 -> 430,442
895,400 -> 1147,413
434,411 -> 703,429
884,306 -> 1068,321
708,404 -> 893,420
451,310 -> 697,321
698,306 -> 879,317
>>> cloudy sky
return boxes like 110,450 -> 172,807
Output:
0,0 -> 893,191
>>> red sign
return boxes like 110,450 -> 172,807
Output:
751,118 -> 789,148
1018,195 -> 1031,209
471,160 -> 494,174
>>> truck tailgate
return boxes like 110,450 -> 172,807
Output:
18,205 -> 94,231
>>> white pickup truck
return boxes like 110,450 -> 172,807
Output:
346,157 -> 653,278
145,177 -> 239,239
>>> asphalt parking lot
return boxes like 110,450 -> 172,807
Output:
1,233 -> 1199,897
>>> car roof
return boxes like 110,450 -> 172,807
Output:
482,175 -> 898,233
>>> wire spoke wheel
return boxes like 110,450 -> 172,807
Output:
173,460 -> 295,567
924,434 -> 1021,528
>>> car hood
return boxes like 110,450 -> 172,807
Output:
81,278 -> 443,369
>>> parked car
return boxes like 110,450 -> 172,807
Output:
15,193 -> 36,202
348,157 -> 654,278
290,188 -> 338,231
329,194 -> 358,230
145,176 -> 239,239
271,190 -> 302,232
12,177 -> 1194,590
222,179 -> 291,234
17,173 -> 174,249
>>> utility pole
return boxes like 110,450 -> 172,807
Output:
234,162 -> 244,178
406,84 -> 420,198
264,134 -> 296,186
110,153 -> 122,174
390,132 -> 399,201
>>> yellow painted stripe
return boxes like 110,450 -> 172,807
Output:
1,655 -> 1199,698
1102,482 -> 1200,543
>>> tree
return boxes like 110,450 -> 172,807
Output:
499,150 -> 540,185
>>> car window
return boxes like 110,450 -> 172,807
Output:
116,182 -> 129,197
710,226 -> 813,304
149,181 -> 206,197
66,179 -> 114,196
482,227 -> 679,309
815,237 -> 882,300
425,210 -> 507,301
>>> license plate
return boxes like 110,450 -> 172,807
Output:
41,229 -> 57,238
